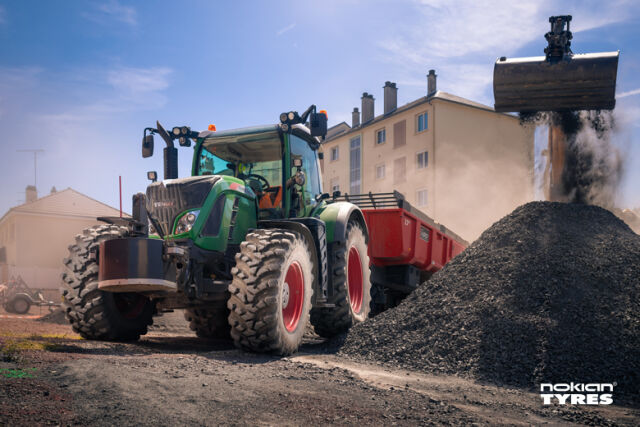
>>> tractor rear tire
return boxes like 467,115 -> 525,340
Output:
228,229 -> 313,355
184,306 -> 231,339
61,225 -> 155,341
9,295 -> 31,315
311,221 -> 371,338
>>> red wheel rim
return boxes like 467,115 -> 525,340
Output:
114,293 -> 147,320
347,247 -> 364,313
282,261 -> 304,332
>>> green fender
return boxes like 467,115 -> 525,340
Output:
314,201 -> 368,244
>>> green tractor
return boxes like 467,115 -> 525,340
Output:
61,106 -> 371,354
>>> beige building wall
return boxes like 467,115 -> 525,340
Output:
0,188 -> 122,289
320,93 -> 534,241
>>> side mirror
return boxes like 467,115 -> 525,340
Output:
309,112 -> 327,137
142,134 -> 154,158
147,171 -> 158,182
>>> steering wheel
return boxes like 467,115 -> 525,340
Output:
247,173 -> 270,191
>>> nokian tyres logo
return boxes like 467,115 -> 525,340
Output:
540,383 -> 614,405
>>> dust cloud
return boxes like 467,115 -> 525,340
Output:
521,111 -> 625,208
433,130 -> 535,242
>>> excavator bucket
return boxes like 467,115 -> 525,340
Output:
493,15 -> 619,113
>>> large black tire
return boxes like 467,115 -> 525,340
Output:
227,229 -> 313,355
8,295 -> 31,315
184,306 -> 231,339
61,224 -> 155,341
311,221 -> 371,338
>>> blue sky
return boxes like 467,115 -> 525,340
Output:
0,0 -> 639,216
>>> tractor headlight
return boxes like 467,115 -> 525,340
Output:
172,127 -> 181,136
175,210 -> 200,234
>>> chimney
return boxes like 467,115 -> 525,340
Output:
361,92 -> 375,124
383,81 -> 397,114
352,107 -> 360,128
50,186 -> 57,194
25,185 -> 37,203
427,69 -> 437,96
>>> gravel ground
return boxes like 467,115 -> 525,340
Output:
340,202 -> 640,405
3,317 -> 638,426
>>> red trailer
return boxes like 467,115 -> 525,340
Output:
334,192 -> 468,313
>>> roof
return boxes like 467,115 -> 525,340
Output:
0,188 -> 123,226
198,124 -> 279,139
323,91 -> 516,143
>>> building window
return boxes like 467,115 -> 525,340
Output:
417,112 -> 428,132
393,120 -> 406,148
330,178 -> 340,193
330,146 -> 339,162
417,189 -> 428,207
417,151 -> 428,169
375,163 -> 385,180
349,136 -> 361,194
394,157 -> 406,184
376,128 -> 386,145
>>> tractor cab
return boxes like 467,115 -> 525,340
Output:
194,123 -> 323,220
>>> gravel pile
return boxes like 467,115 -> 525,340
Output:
341,202 -> 640,402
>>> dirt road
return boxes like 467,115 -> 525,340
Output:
1,312 -> 638,426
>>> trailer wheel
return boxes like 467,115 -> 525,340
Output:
311,221 -> 371,338
228,229 -> 313,355
184,306 -> 231,339
9,295 -> 31,315
60,225 -> 155,341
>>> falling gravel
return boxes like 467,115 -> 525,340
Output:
340,202 -> 640,404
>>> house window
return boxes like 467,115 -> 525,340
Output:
393,120 -> 406,148
417,189 -> 428,207
394,157 -> 406,184
417,112 -> 428,132
349,136 -> 361,194
417,151 -> 428,169
330,178 -> 340,193
375,163 -> 385,180
330,146 -> 339,162
376,128 -> 386,145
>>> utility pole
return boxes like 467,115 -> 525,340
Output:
17,149 -> 45,190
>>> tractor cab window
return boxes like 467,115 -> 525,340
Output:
290,134 -> 322,211
198,148 -> 234,176
198,129 -> 285,218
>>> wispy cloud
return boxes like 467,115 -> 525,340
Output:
107,66 -> 172,99
0,6 -> 6,24
84,0 -> 137,27
617,88 -> 640,99
277,22 -> 296,36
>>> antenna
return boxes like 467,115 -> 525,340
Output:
17,149 -> 45,189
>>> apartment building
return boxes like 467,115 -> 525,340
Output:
319,71 -> 535,241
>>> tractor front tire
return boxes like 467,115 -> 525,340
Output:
61,225 -> 155,341
311,221 -> 371,338
228,229 -> 313,355
184,306 -> 231,339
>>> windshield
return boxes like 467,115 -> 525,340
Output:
196,129 -> 283,198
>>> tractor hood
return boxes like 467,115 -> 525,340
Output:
146,175 -> 222,236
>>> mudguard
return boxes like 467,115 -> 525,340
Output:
316,201 -> 368,244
